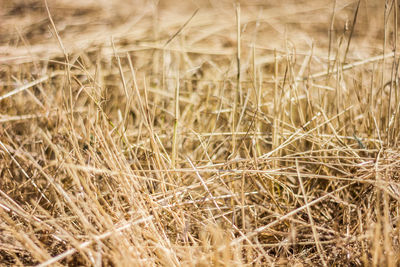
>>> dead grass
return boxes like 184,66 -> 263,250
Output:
0,0 -> 400,266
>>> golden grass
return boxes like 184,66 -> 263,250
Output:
0,0 -> 399,266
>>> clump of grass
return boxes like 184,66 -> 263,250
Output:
0,0 -> 399,266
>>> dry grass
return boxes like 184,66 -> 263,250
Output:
1,0 -> 400,266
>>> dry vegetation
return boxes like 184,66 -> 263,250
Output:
1,0 -> 400,266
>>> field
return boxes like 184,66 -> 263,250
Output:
1,0 -> 400,266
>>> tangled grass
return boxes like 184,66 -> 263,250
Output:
0,0 -> 399,266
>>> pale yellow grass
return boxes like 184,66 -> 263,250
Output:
0,0 -> 399,266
